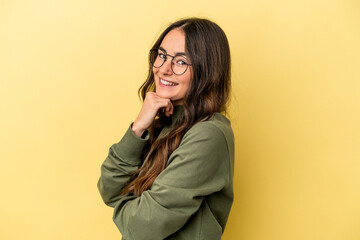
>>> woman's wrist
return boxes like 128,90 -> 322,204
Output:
131,122 -> 146,138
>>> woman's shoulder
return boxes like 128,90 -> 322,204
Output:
182,112 -> 234,146
174,112 -> 234,168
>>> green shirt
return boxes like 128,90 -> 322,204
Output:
97,105 -> 234,240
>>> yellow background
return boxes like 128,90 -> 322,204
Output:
1,0 -> 359,239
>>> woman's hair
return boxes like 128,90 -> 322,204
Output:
121,17 -> 231,196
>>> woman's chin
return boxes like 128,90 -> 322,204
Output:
155,90 -> 184,106
155,90 -> 172,99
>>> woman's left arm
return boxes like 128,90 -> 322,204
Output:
97,124 -> 149,207
113,122 -> 233,240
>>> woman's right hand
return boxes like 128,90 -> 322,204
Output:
131,92 -> 174,138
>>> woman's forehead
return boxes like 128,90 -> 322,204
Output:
158,46 -> 186,57
160,29 -> 186,55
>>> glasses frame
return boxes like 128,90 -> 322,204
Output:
150,48 -> 192,76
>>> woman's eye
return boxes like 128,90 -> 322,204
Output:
177,59 -> 187,65
158,53 -> 166,59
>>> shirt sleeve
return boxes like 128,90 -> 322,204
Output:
97,123 -> 150,207
112,122 -> 231,240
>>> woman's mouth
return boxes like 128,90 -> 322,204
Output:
159,78 -> 179,87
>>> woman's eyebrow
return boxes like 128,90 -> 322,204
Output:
159,46 -> 186,56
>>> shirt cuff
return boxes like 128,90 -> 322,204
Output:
111,123 -> 149,165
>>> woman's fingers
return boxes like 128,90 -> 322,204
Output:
132,92 -> 174,137
148,93 -> 173,115
159,98 -> 173,117
164,100 -> 173,117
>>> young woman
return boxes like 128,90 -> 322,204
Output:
97,17 -> 234,240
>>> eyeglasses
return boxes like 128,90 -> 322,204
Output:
150,48 -> 192,76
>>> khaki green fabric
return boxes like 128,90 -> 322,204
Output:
97,105 -> 234,240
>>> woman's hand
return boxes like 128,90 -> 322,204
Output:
132,92 -> 174,138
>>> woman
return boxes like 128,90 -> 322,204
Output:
97,17 -> 234,240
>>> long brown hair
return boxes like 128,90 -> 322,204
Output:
121,17 -> 231,196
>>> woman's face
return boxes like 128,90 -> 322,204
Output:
153,28 -> 192,105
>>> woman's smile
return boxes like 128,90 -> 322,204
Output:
159,78 -> 179,87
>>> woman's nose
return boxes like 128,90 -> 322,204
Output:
159,58 -> 173,75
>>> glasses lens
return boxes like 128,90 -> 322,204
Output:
172,56 -> 189,75
150,49 -> 165,68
